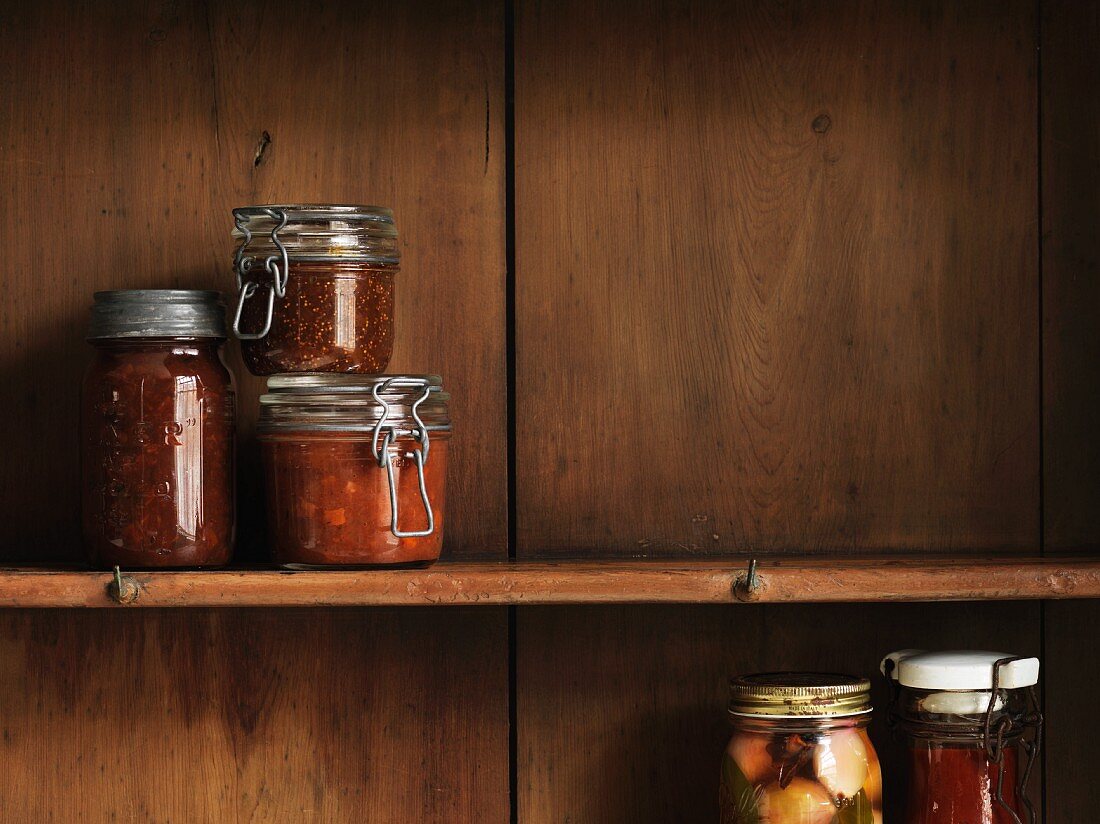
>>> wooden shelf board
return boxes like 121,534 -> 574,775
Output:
0,556 -> 1096,607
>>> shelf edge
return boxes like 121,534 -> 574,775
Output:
0,557 -> 1096,607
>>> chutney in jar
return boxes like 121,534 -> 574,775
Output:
238,261 -> 395,374
257,374 -> 450,567
81,291 -> 236,568
231,205 -> 400,376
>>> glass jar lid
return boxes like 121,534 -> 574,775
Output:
258,373 -> 450,434
728,672 -> 872,718
87,290 -> 226,339
232,203 -> 399,265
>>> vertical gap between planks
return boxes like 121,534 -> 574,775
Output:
504,0 -> 519,822
1035,0 -> 1048,821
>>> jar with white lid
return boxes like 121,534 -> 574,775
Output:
720,672 -> 883,823
881,650 -> 1042,824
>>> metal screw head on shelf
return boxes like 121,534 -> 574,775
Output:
732,558 -> 763,602
107,566 -> 141,605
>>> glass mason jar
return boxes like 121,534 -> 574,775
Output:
230,204 -> 399,375
881,650 -> 1042,824
81,291 -> 236,568
257,374 -> 450,567
721,673 -> 883,824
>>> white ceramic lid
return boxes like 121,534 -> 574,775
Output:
881,650 -> 1039,690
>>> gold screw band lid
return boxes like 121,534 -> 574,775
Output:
728,672 -> 872,718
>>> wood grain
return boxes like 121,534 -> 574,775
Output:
518,602 -> 1042,824
1041,1 -> 1100,821
0,556 -> 1095,607
0,0 -> 507,562
514,2 -> 1049,821
515,0 -> 1039,556
0,607 -> 509,822
0,4 -> 510,823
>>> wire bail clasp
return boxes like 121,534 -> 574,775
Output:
370,378 -> 438,538
232,207 -> 289,340
983,656 -> 1043,824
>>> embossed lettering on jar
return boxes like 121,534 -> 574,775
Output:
81,290 -> 236,568
230,204 -> 399,375
257,374 -> 450,567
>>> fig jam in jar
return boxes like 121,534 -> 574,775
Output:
231,204 -> 399,375
882,650 -> 1042,824
257,374 -> 450,567
720,673 -> 883,824
81,291 -> 236,568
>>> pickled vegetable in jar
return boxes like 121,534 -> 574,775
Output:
81,291 -> 236,568
881,650 -> 1042,824
721,673 -> 882,824
231,204 -> 399,375
257,374 -> 450,567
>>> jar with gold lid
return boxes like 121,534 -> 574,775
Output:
720,673 -> 883,824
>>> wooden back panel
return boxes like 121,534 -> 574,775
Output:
0,0 -> 507,562
0,2 -> 509,821
515,0 -> 1038,556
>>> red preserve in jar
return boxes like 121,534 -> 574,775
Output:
231,204 -> 399,375
882,650 -> 1042,824
81,291 -> 236,568
257,374 -> 450,567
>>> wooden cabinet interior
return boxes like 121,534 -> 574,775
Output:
0,0 -> 1095,821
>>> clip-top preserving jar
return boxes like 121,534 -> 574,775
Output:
257,374 -> 450,567
881,650 -> 1042,824
721,673 -> 883,824
231,204 -> 399,375
81,290 -> 236,568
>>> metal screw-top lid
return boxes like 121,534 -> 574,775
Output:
87,290 -> 227,339
728,672 -> 872,718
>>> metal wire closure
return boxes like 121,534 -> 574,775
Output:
983,657 -> 1043,824
882,657 -> 902,731
232,207 -> 289,340
889,656 -> 1041,824
370,377 -> 438,538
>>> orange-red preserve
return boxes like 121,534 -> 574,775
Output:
230,205 -> 399,376
81,291 -> 236,568
258,374 -> 450,567
882,650 -> 1042,824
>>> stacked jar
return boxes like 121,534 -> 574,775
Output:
231,204 -> 450,567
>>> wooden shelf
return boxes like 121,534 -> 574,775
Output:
0,555 -> 1096,607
